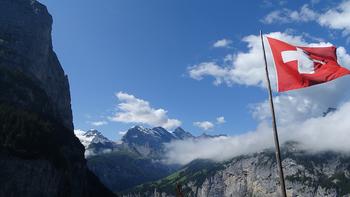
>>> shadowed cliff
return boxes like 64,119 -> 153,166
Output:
0,0 -> 116,196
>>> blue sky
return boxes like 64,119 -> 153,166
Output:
39,0 -> 349,140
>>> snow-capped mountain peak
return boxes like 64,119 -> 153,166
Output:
74,126 -> 222,158
85,129 -> 111,144
173,127 -> 194,139
75,129 -> 111,148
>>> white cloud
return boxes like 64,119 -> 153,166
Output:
188,31 -> 308,88
252,76 -> 350,125
213,39 -> 232,48
91,120 -> 108,126
263,1 -> 350,36
318,1 -> 350,35
216,116 -> 226,124
337,46 -> 350,65
118,131 -> 127,136
262,5 -> 317,24
194,121 -> 214,130
188,31 -> 350,125
109,92 -> 181,130
263,10 -> 288,24
193,117 -> 225,130
176,31 -> 350,165
188,62 -> 233,86
165,101 -> 350,165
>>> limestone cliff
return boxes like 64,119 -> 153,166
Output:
125,142 -> 350,197
0,0 -> 72,130
0,0 -> 115,196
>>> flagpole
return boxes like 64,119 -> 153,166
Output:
259,30 -> 287,197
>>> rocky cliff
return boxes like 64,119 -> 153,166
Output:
0,0 -> 115,196
0,0 -> 72,130
126,142 -> 350,197
121,126 -> 182,158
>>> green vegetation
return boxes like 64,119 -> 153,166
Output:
123,159 -> 225,196
88,151 -> 176,193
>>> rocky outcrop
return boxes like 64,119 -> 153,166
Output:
126,143 -> 350,197
173,127 -> 194,140
0,0 -> 72,130
0,0 -> 115,196
122,126 -> 180,158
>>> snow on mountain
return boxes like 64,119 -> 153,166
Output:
173,127 -> 194,139
75,129 -> 117,157
75,126 -> 222,158
75,129 -> 111,147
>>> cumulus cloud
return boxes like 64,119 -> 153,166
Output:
118,131 -> 127,136
188,31 -> 322,88
91,120 -> 108,126
165,101 -> 350,165
213,39 -> 232,48
263,1 -> 350,36
216,116 -> 226,124
318,1 -> 350,35
262,5 -> 317,24
193,117 -> 226,130
252,76 -> 350,125
188,31 -> 350,125
174,31 -> 350,165
188,62 -> 233,86
194,121 -> 214,130
109,92 -> 181,130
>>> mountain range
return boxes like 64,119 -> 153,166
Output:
75,126 -> 196,157
125,141 -> 350,197
75,126 -> 224,192
76,126 -> 350,197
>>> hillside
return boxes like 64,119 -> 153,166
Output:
124,142 -> 350,197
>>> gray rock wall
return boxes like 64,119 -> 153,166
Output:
0,0 -> 73,130
0,0 -> 115,196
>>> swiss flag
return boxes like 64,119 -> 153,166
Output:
267,37 -> 350,92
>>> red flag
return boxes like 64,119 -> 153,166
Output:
267,37 -> 350,92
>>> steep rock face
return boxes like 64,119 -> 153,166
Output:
126,143 -> 350,197
0,0 -> 115,196
173,127 -> 194,140
0,0 -> 72,129
187,151 -> 350,197
122,126 -> 177,158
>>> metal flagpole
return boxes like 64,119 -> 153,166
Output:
259,30 -> 287,197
